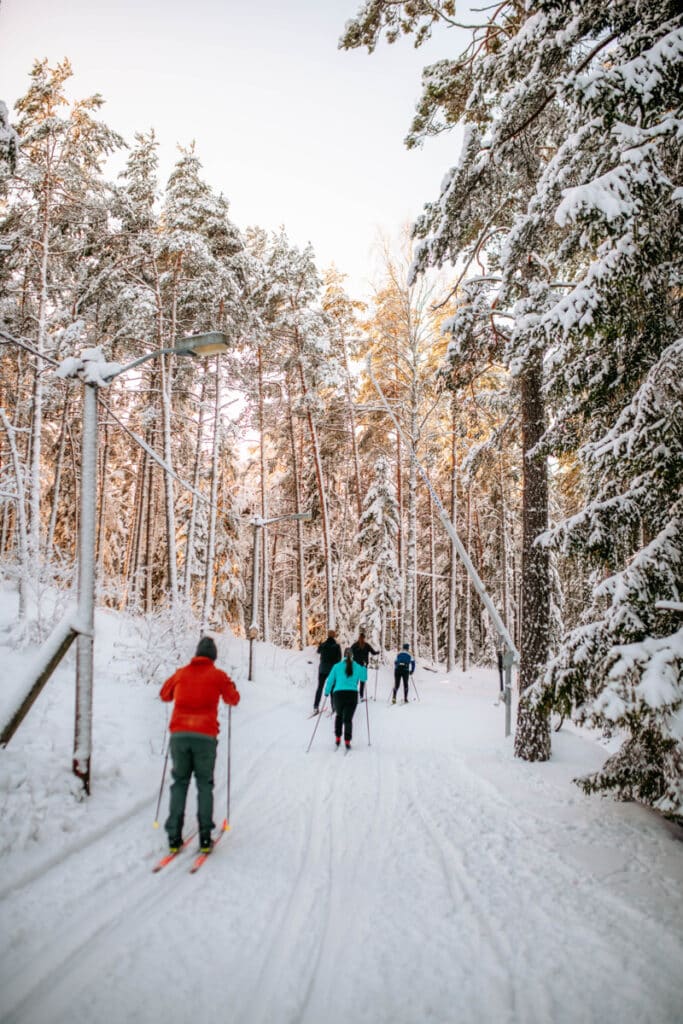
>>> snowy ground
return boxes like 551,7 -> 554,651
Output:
1,585 -> 682,1024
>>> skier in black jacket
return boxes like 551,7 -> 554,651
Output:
314,629 -> 342,713
350,631 -> 378,700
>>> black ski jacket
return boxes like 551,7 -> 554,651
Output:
350,640 -> 378,668
317,637 -> 342,676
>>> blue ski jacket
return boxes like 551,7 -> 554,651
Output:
324,659 -> 365,695
394,650 -> 415,674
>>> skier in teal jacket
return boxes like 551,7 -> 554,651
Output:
324,647 -> 364,749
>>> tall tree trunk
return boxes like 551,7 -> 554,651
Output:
46,391 -> 71,562
201,358 -> 221,631
28,200 -> 51,575
154,272 -> 178,607
297,355 -> 334,630
396,430 -> 404,644
257,347 -> 270,642
341,330 -> 362,519
429,488 -> 438,664
286,373 -> 307,649
96,419 -> 109,575
404,382 -> 418,651
499,456 -> 512,632
0,408 -> 29,618
514,351 -> 551,761
122,447 -> 145,609
143,461 -> 156,614
447,393 -> 458,670
184,373 -> 207,601
462,484 -> 472,672
159,353 -> 178,606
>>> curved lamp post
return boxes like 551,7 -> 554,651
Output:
57,332 -> 229,794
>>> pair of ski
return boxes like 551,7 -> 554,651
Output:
152,825 -> 228,874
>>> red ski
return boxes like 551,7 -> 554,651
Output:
190,821 -> 230,874
152,831 -> 197,873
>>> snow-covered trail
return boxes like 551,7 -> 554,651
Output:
1,650 -> 682,1024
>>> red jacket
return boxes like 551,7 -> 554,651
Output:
160,657 -> 240,736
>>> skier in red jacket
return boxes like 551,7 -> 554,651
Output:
160,636 -> 240,854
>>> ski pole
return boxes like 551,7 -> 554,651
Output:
153,744 -> 169,829
411,674 -> 421,702
364,686 -> 371,746
306,696 -> 328,753
223,706 -> 232,832
373,658 -> 379,701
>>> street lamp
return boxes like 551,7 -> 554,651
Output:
57,332 -> 229,794
248,510 -> 312,682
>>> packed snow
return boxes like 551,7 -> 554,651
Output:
0,583 -> 682,1024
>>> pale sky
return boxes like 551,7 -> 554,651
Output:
0,0 -> 469,298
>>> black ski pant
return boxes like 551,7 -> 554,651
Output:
314,672 -> 327,711
393,667 -> 409,701
358,666 -> 368,701
332,690 -> 358,742
165,732 -> 217,842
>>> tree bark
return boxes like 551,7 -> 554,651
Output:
0,407 -> 29,618
201,358 -> 221,631
514,350 -> 551,761
46,390 -> 71,562
297,354 -> 334,631
184,373 -> 207,601
429,488 -> 438,664
447,393 -> 458,670
257,346 -> 270,642
285,372 -> 307,648
462,484 -> 472,672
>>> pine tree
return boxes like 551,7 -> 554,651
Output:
356,455 -> 401,651
1,59 -> 122,591
0,101 -> 18,173
529,1 -> 683,816
342,0 -> 682,799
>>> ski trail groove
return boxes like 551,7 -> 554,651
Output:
234,755 -> 335,1024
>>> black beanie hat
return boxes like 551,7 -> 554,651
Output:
196,636 -> 217,661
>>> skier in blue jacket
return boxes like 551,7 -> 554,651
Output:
393,643 -> 415,704
324,647 -> 364,749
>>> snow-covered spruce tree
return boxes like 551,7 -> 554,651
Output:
1,59 -> 122,583
0,101 -> 18,173
525,3 -> 683,816
342,2 -> 558,758
356,455 -> 401,652
344,0 -> 683,793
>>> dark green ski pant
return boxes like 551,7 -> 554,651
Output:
165,732 -> 217,841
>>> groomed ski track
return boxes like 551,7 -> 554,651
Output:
1,658 -> 682,1024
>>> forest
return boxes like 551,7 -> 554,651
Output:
0,0 -> 681,819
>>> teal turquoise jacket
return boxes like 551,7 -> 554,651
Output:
324,659 -> 364,695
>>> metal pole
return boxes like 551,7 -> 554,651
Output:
153,746 -> 170,828
306,696 -> 328,753
73,380 -> 98,793
248,522 -> 261,682
225,706 -> 232,830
